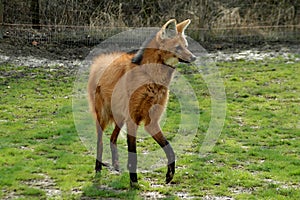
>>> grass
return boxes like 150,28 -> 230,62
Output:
0,55 -> 299,199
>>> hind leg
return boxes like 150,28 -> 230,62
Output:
95,120 -> 106,172
110,122 -> 123,171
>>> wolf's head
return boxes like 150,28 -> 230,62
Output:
156,19 -> 196,67
132,19 -> 196,67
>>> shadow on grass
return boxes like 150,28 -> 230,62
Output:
81,172 -> 140,199
81,171 -> 180,199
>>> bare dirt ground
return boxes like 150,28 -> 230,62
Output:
0,37 -> 300,66
0,36 -> 299,65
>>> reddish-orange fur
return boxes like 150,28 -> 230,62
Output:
87,19 -> 196,186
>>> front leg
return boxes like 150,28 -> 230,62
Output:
126,121 -> 138,187
145,122 -> 175,184
165,148 -> 175,184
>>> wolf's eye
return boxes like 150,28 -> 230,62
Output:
175,45 -> 182,51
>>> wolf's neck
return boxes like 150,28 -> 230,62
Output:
141,62 -> 175,87
131,39 -> 175,86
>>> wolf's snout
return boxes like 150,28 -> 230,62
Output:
184,54 -> 197,63
190,55 -> 196,62
178,53 -> 196,64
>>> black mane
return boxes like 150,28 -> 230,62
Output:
131,31 -> 157,65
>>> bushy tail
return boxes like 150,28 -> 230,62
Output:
87,53 -> 123,119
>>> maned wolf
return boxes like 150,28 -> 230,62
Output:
88,19 -> 196,186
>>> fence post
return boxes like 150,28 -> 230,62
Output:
0,0 -> 3,39
31,0 -> 40,29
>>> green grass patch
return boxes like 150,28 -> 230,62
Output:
0,57 -> 299,199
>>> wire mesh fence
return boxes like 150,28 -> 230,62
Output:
1,0 -> 300,48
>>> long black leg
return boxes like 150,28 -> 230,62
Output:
126,121 -> 138,187
95,120 -> 104,172
110,123 -> 123,171
145,123 -> 175,184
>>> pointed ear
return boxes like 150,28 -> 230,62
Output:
176,19 -> 191,35
158,19 -> 177,40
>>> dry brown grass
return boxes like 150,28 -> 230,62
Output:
2,0 -> 299,43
